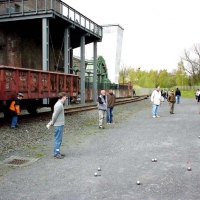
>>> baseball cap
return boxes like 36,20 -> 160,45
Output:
18,92 -> 24,97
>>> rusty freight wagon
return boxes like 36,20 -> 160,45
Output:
0,65 -> 79,118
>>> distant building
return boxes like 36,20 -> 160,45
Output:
73,24 -> 124,84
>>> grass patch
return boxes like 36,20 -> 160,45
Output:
181,90 -> 196,98
84,119 -> 96,126
36,153 -> 45,158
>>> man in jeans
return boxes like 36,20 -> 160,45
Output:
51,92 -> 67,159
98,90 -> 107,129
151,86 -> 161,118
106,89 -> 116,124
175,88 -> 181,104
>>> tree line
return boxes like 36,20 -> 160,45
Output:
118,44 -> 200,88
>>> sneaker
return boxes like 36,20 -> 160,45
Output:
54,153 -> 65,157
99,126 -> 105,129
156,115 -> 160,118
54,154 -> 64,159
153,116 -> 156,118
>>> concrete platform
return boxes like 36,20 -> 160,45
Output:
1,98 -> 200,200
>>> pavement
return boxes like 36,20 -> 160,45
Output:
1,98 -> 200,200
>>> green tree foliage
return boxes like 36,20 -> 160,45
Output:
118,66 -> 188,88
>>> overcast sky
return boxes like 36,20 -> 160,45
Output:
64,0 -> 200,72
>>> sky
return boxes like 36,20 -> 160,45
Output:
64,0 -> 200,72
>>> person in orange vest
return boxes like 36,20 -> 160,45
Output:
9,93 -> 24,128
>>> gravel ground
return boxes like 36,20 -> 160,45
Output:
1,98 -> 200,200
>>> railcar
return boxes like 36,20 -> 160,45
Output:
0,65 -> 79,118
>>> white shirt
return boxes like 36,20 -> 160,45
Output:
151,90 -> 161,105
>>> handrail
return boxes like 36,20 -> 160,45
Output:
0,0 -> 102,37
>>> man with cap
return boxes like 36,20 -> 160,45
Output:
9,92 -> 24,128
167,89 -> 176,114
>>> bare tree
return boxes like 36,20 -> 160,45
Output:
181,44 -> 200,84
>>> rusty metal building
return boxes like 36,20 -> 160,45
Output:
0,0 -> 103,103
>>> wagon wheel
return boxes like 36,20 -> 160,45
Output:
3,106 -> 11,121
25,99 -> 38,115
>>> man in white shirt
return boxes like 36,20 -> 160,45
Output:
151,86 -> 161,118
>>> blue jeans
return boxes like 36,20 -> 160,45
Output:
11,115 -> 18,127
54,125 -> 64,156
176,95 -> 180,104
152,104 -> 159,116
106,107 -> 114,123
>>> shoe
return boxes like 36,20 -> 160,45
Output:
156,116 -> 160,118
54,153 -> 65,157
54,154 -> 64,159
153,116 -> 156,118
15,124 -> 19,128
99,126 -> 105,129
10,126 -> 16,129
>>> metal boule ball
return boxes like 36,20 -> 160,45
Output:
151,159 -> 155,162
94,172 -> 98,176
187,167 -> 192,171
136,181 -> 140,185
154,158 -> 157,162
97,167 -> 101,171
198,136 -> 200,139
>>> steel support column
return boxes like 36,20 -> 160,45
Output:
80,35 -> 85,104
42,18 -> 49,71
42,18 -> 49,105
64,28 -> 69,73
64,27 -> 70,105
93,42 -> 98,102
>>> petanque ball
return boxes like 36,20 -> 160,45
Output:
94,172 -> 98,176
187,167 -> 192,171
136,181 -> 140,185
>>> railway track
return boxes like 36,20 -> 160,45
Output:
65,96 -> 148,115
0,96 -> 148,127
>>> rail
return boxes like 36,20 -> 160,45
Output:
0,0 -> 102,38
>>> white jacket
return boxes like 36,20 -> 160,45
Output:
151,90 -> 161,105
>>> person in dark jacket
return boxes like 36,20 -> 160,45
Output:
9,93 -> 23,128
98,90 -> 107,129
106,89 -> 116,124
175,88 -> 181,104
167,90 -> 176,114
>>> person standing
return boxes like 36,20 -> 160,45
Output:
175,88 -> 181,104
133,88 -> 136,96
167,90 -> 176,114
106,89 -> 116,124
98,90 -> 107,129
9,92 -> 24,128
51,92 -> 67,159
151,86 -> 161,118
